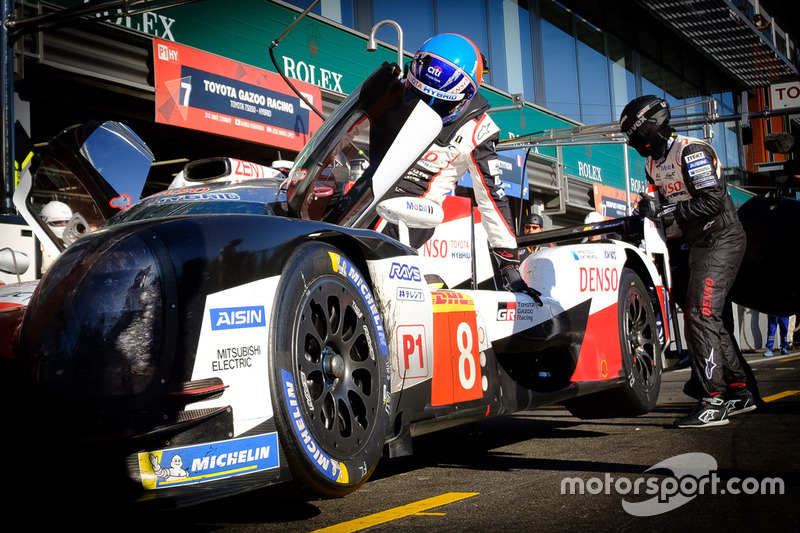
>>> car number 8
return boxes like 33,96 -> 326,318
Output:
457,322 -> 475,390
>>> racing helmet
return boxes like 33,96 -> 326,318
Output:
525,213 -> 543,227
584,211 -> 604,224
40,200 -> 72,237
406,34 -> 484,124
619,95 -> 671,158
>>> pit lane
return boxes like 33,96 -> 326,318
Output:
147,352 -> 800,530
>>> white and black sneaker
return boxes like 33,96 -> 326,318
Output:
724,385 -> 757,417
675,396 -> 730,428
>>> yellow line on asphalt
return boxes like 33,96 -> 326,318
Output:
762,390 -> 800,402
309,492 -> 479,533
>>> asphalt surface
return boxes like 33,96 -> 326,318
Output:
137,351 -> 800,531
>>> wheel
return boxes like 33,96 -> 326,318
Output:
269,242 -> 391,497
566,268 -> 662,418
615,267 -> 662,414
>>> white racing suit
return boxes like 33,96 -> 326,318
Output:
376,93 -> 517,251
646,134 -> 750,396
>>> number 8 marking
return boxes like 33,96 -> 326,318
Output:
456,322 -> 475,390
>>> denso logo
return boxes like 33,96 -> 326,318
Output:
579,267 -> 619,292
210,306 -> 266,330
389,262 -> 422,282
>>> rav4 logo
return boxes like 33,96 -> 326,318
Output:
389,262 -> 422,282
210,306 -> 266,330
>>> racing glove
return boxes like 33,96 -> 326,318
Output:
491,248 -> 543,306
637,193 -> 676,225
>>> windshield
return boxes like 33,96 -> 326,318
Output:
15,121 -> 154,259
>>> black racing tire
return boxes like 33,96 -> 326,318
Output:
269,242 -> 391,497
566,268 -> 662,418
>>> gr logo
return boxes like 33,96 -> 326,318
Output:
497,302 -> 516,321
210,305 -> 266,330
389,262 -> 422,282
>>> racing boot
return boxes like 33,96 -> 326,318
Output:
674,395 -> 729,428
724,384 -> 757,417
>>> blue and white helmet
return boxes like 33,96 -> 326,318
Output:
406,34 -> 484,124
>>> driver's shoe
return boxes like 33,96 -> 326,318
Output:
674,396 -> 729,428
724,385 -> 756,417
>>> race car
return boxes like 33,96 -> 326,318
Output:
9,62 -> 669,507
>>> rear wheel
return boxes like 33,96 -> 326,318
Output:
566,268 -> 661,418
269,242 -> 391,497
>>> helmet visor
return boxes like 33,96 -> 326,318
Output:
406,72 -> 473,123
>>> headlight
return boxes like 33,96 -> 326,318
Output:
23,232 -> 167,399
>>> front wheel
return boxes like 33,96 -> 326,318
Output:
566,268 -> 661,418
269,242 -> 391,497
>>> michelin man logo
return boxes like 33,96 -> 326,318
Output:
150,453 -> 189,480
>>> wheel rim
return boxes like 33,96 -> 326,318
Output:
293,276 -> 380,454
623,285 -> 658,388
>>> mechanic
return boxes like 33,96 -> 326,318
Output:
376,33 -> 542,305
620,95 -> 756,428
519,213 -> 555,260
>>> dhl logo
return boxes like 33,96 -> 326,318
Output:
431,291 -> 474,312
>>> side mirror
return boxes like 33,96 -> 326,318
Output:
0,248 -> 31,283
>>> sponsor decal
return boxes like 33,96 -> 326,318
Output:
685,151 -> 707,163
160,187 -> 210,196
688,164 -> 713,177
389,262 -> 422,282
139,433 -> 279,489
397,325 -> 429,378
497,301 -> 516,321
212,344 -> 262,371
282,369 -> 349,483
659,163 -> 675,172
693,176 -> 718,190
157,192 -> 240,203
397,287 -> 425,302
702,277 -> 714,316
663,181 -> 683,195
328,252 -> 388,354
210,306 -> 266,330
687,158 -> 709,169
407,74 -> 463,101
421,238 -> 471,260
405,200 -> 435,214
579,267 -> 619,292
604,250 -> 617,259
431,290 -> 473,310
571,249 -> 598,261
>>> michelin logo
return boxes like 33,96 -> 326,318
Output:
140,433 -> 279,490
210,305 -> 266,330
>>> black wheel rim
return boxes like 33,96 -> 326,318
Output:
623,285 -> 658,388
293,275 -> 380,455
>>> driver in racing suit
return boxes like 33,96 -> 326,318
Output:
376,33 -> 542,305
620,95 -> 756,428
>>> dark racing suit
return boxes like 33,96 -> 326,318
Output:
645,134 -> 749,396
377,93 -> 517,250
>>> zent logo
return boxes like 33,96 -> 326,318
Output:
210,306 -> 266,330
389,262 -> 422,282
